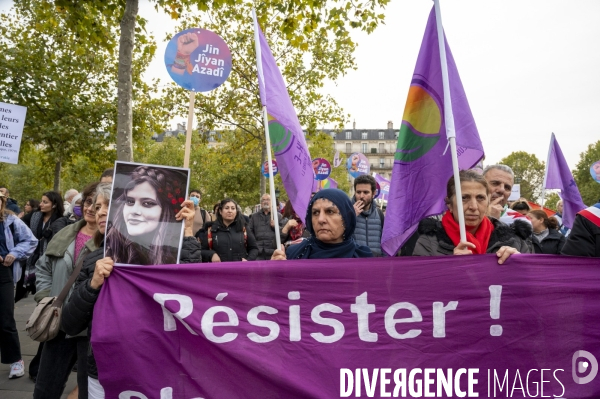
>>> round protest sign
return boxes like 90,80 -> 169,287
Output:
312,158 -> 331,181
261,160 -> 278,177
375,180 -> 390,199
591,161 -> 600,183
164,28 -> 232,92
374,181 -> 381,198
346,153 -> 370,178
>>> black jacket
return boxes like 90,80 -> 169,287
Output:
413,217 -> 533,256
6,198 -> 20,214
198,220 -> 258,262
248,211 -> 283,259
532,229 -> 566,254
562,212 -> 600,257
61,237 -> 203,379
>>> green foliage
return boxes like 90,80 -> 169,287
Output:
0,145 -> 113,206
0,0 -> 164,190
573,140 -> 600,206
543,192 -> 560,211
138,130 -> 263,208
499,151 -> 545,203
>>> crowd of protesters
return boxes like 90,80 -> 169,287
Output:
0,162 -> 598,398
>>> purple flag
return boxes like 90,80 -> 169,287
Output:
381,7 -> 484,256
253,13 -> 312,223
544,133 -> 586,228
92,255 -> 600,398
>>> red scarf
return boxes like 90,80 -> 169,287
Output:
441,211 -> 494,254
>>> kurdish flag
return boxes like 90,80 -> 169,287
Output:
381,7 -> 484,255
253,11 -> 312,223
544,133 -> 586,229
312,177 -> 338,192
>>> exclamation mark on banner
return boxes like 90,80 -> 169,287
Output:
489,285 -> 503,336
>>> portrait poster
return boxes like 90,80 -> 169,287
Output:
105,162 -> 190,266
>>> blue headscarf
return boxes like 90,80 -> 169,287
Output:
286,189 -> 373,259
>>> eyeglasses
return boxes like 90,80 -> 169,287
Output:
83,198 -> 94,208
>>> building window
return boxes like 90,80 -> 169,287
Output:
394,131 -> 399,140
345,131 -> 351,139
379,143 -> 384,153
361,132 -> 368,140
380,158 -> 385,168
346,143 -> 351,154
362,143 -> 367,153
379,131 -> 384,140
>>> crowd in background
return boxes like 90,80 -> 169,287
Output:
0,162 -> 598,399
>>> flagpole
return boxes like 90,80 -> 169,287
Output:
253,9 -> 281,250
434,0 -> 466,242
540,132 -> 554,207
183,91 -> 195,168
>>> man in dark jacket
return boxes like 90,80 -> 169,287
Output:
562,201 -> 600,257
352,175 -> 384,256
248,194 -> 283,260
0,187 -> 20,214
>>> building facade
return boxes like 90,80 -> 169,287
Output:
319,121 -> 399,180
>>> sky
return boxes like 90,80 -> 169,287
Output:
2,0 -> 599,170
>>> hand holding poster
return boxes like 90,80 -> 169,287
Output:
105,162 -> 190,265
0,102 -> 26,164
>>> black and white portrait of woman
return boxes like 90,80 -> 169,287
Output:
105,162 -> 190,265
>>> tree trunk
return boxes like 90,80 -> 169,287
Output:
53,160 -> 61,193
260,142 -> 267,195
116,0 -> 138,162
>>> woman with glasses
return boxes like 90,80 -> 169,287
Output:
272,189 -> 373,260
32,182 -> 100,399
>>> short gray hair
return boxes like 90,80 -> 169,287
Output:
64,188 -> 79,201
483,164 -> 514,179
94,183 -> 112,205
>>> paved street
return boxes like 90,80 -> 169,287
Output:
0,294 -> 76,398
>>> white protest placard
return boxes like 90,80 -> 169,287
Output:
0,102 -> 27,164
508,183 -> 521,201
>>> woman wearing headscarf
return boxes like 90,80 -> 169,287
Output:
272,189 -> 372,260
412,170 -> 532,262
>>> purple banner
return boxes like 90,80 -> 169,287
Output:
93,255 -> 600,398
